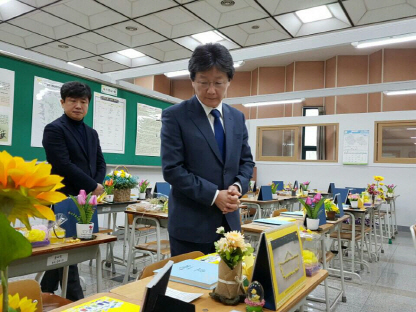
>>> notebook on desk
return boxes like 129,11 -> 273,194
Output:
253,217 -> 294,226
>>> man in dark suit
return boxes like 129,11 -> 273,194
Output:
161,43 -> 254,256
40,81 -> 106,300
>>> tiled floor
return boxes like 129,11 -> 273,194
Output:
10,230 -> 416,311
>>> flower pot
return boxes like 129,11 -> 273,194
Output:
306,218 -> 320,231
139,192 -> 146,200
272,193 -> 278,199
104,194 -> 114,203
350,201 -> 358,208
76,222 -> 94,239
326,211 -> 336,220
387,192 -> 393,198
214,260 -> 243,300
114,188 -> 131,202
303,191 -> 308,196
291,190 -> 297,196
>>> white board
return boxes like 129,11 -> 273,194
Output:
135,103 -> 162,157
0,68 -> 15,146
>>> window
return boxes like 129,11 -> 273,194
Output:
375,120 -> 416,164
257,123 -> 338,162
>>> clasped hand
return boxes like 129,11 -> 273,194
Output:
215,185 -> 241,214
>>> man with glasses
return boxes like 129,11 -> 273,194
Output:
161,43 -> 254,256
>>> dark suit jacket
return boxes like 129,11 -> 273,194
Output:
42,114 -> 106,196
161,96 -> 254,243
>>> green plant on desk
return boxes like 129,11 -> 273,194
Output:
298,193 -> 324,219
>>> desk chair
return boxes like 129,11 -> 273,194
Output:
271,208 -> 288,217
139,251 -> 204,280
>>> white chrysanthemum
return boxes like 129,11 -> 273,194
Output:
216,226 -> 225,234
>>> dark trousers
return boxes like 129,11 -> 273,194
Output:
40,265 -> 84,301
169,215 -> 231,257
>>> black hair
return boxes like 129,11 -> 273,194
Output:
188,43 -> 235,81
60,81 -> 92,102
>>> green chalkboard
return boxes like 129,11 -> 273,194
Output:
0,54 -> 173,166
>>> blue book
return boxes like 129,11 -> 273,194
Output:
166,259 -> 218,290
253,218 -> 293,226
280,211 -> 304,216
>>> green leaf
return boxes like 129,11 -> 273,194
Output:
0,213 -> 32,271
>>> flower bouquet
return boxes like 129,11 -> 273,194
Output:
298,193 -> 324,230
366,183 -> 379,204
0,151 -> 66,312
69,190 -> 97,239
348,194 -> 360,208
385,184 -> 396,198
210,227 -> 254,305
324,199 -> 339,220
138,179 -> 150,199
300,181 -> 310,195
104,167 -> 138,202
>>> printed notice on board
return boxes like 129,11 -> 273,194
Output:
93,92 -> 126,154
0,68 -> 15,146
31,77 -> 63,147
135,103 -> 161,157
343,130 -> 369,165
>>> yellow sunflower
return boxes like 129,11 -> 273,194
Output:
0,151 -> 66,228
373,176 -> 384,182
1,293 -> 38,312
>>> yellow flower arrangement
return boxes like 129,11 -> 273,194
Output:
0,151 -> 66,312
0,293 -> 37,312
373,176 -> 384,182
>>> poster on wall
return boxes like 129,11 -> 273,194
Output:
135,103 -> 162,157
31,77 -> 63,147
0,68 -> 15,146
343,130 -> 369,165
93,92 -> 126,154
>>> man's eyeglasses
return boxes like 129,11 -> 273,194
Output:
195,81 -> 227,90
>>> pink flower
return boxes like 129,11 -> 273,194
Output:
77,194 -> 86,205
89,195 -> 98,205
79,189 -> 87,200
313,193 -> 322,202
303,181 -> 310,185
305,197 -> 312,205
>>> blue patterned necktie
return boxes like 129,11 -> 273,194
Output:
210,109 -> 225,161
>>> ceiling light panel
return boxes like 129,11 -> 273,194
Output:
117,48 -> 145,58
191,31 -> 224,44
295,5 -> 332,23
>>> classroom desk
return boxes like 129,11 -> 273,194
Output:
240,198 -> 284,219
50,293 -> 142,311
110,270 -> 328,312
242,218 -> 348,312
123,210 -> 169,284
8,233 -> 117,297
383,195 -> 399,240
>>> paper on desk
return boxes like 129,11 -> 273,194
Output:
165,287 -> 203,303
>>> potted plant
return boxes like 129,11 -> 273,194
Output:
211,227 -> 254,304
69,190 -> 97,239
270,182 -> 278,199
373,175 -> 386,200
0,151 -> 66,312
348,194 -> 360,208
324,199 -> 340,220
104,168 -> 138,202
104,178 -> 114,202
385,184 -> 396,198
298,193 -> 324,230
138,179 -> 150,199
300,181 -> 310,196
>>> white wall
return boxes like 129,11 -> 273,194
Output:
246,110 -> 416,227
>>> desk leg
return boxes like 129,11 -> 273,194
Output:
155,219 -> 161,262
337,223 -> 346,302
123,215 -> 138,284
392,200 -> 398,236
96,247 -> 102,293
386,202 -> 392,241
61,266 -> 69,298
321,237 -> 330,312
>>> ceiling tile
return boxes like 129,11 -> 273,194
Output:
63,32 -> 124,55
96,21 -> 165,47
32,44 -> 71,61
0,23 -> 52,48
343,0 -> 416,25
152,40 -> 185,52
258,0 -> 335,16
185,0 -> 268,28
220,18 -> 290,47
131,56 -> 159,67
102,61 -> 129,72
43,0 -> 127,30
164,48 -> 192,62
0,0 -> 35,21
75,56 -> 128,72
61,34 -> 99,54
102,51 -> 159,67
31,41 -> 94,61
95,40 -> 127,54
96,0 -> 178,18
295,18 -> 350,36
18,0 -> 60,7
274,13 -> 302,36
9,11 -> 85,39
0,28 -> 26,48
135,45 -> 165,61
66,48 -> 93,61
136,7 -> 212,38
78,32 -> 109,44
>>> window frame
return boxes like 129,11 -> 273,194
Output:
256,123 -> 339,162
374,120 -> 416,164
